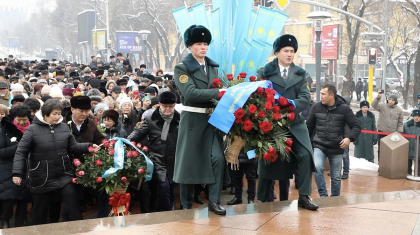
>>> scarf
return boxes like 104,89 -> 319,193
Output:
159,109 -> 174,141
13,119 -> 30,133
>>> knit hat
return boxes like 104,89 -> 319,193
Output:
360,101 -> 369,108
94,103 -> 108,115
41,85 -> 51,96
388,94 -> 398,104
49,86 -> 64,100
144,87 -> 156,95
273,34 -> 298,53
62,87 -> 73,97
10,83 -> 24,93
119,97 -> 133,110
86,89 -> 102,102
102,109 -> 119,124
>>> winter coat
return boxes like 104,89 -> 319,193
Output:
0,115 -> 30,200
12,111 -> 91,194
103,121 -> 127,140
173,53 -> 221,184
363,81 -> 368,91
119,111 -> 137,136
0,91 -> 11,107
350,81 -> 355,91
128,107 -> 180,183
257,60 -> 315,180
306,95 -> 362,155
371,97 -> 404,133
355,81 -> 364,93
64,111 -> 105,161
354,110 -> 377,162
403,119 -> 420,160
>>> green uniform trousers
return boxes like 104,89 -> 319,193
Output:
180,133 -> 225,209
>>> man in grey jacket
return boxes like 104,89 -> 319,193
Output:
371,90 -> 404,162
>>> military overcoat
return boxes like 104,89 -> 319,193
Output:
173,53 -> 221,184
257,59 -> 316,180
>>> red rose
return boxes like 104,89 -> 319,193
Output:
77,171 -> 84,176
239,72 -> 247,78
138,168 -> 145,174
272,105 -> 280,113
263,153 -> 270,160
288,112 -> 296,121
132,151 -> 139,157
285,146 -> 292,153
103,142 -> 110,148
288,105 -> 295,111
248,104 -> 257,114
71,178 -> 78,184
142,146 -> 149,152
88,146 -> 95,152
249,76 -> 256,82
127,151 -> 134,157
265,88 -> 276,96
213,78 -> 221,85
271,155 -> 278,162
110,140 -> 116,145
109,148 -> 115,155
136,143 -> 142,149
121,177 -> 127,182
234,108 -> 245,120
131,141 -> 137,146
218,91 -> 226,99
259,121 -> 272,133
264,101 -> 273,110
73,159 -> 81,167
94,160 -> 102,166
256,87 -> 264,95
266,95 -> 275,103
268,147 -> 276,156
227,74 -> 234,81
279,97 -> 289,107
101,139 -> 108,145
243,119 -> 253,132
234,118 -> 241,124
272,113 -> 282,120
286,138 -> 293,147
257,110 -> 266,118
94,120 -> 99,125
95,177 -> 103,183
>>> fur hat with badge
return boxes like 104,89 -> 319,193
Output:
70,96 -> 91,110
273,34 -> 298,53
183,25 -> 212,47
360,100 -> 369,108
86,89 -> 102,102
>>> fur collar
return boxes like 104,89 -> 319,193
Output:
181,53 -> 219,74
356,110 -> 375,118
263,58 -> 306,78
406,119 -> 420,127
0,115 -> 23,138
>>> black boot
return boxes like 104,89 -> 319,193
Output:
1,220 -> 10,229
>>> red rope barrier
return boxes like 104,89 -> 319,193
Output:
360,129 -> 418,139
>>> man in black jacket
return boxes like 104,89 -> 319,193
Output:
127,91 -> 179,212
306,84 -> 361,197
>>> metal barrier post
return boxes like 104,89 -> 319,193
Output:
407,135 -> 420,181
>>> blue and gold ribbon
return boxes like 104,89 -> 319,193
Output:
102,138 -> 154,182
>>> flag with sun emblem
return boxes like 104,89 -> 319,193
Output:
172,0 -> 289,81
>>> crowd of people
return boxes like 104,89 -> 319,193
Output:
0,25 -> 418,229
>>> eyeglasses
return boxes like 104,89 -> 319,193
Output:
160,104 -> 175,109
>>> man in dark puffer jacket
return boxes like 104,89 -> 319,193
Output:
306,84 -> 361,197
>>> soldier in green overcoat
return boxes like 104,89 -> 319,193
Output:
256,34 -> 318,210
354,101 -> 377,163
173,25 -> 226,215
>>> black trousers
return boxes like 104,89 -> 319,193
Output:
356,91 -> 362,101
149,175 -> 177,212
32,183 -> 83,225
232,163 -> 256,200
271,180 -> 290,201
96,189 -> 110,218
1,199 -> 28,226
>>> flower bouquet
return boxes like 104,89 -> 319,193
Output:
210,72 -> 295,168
73,138 -> 153,216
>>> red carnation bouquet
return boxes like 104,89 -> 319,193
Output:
215,72 -> 295,164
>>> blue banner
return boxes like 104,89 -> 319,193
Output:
241,39 -> 265,78
102,138 -> 153,182
172,7 -> 192,37
191,2 -> 209,28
